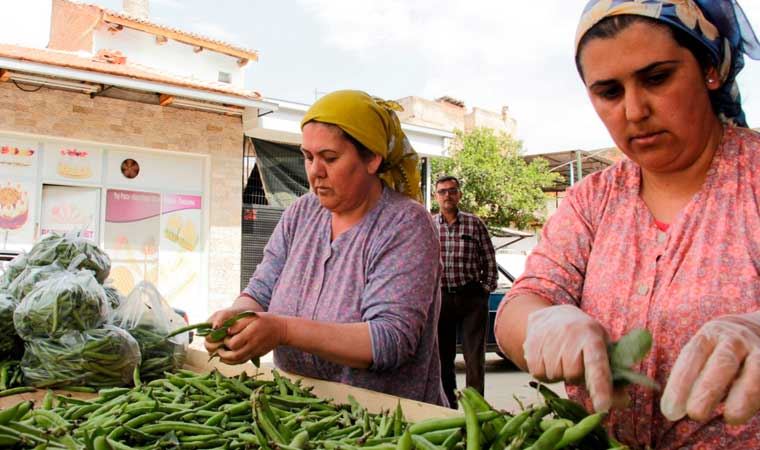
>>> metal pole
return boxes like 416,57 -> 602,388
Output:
569,156 -> 575,186
576,150 -> 584,182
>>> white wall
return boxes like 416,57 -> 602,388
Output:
93,24 -> 245,87
254,102 -> 452,157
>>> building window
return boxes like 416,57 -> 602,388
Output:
218,71 -> 231,84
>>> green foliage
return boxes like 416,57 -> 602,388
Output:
431,128 -> 561,229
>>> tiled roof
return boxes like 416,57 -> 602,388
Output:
0,44 -> 262,100
73,0 -> 258,61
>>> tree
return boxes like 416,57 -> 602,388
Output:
431,127 -> 561,229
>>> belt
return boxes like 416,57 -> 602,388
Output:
443,282 -> 475,294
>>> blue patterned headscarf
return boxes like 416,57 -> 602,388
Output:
576,0 -> 760,127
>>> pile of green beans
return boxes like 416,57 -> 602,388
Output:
0,253 -> 28,290
0,361 -> 24,392
128,324 -> 186,381
20,326 -> 141,388
12,270 -> 110,340
26,233 -> 111,283
0,292 -> 22,359
7,264 -> 65,302
0,367 -> 625,450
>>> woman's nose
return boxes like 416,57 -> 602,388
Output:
624,87 -> 651,123
308,158 -> 326,177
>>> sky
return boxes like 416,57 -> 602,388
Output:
3,0 -> 760,154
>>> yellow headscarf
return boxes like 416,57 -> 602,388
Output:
300,90 -> 422,202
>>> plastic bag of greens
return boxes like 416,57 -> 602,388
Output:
21,325 -> 141,388
104,284 -> 124,312
13,269 -> 110,339
26,233 -> 111,283
0,292 -> 23,360
7,263 -> 66,302
0,253 -> 28,289
113,281 -> 188,380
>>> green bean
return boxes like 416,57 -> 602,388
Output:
524,423 -> 568,450
441,429 -> 463,450
0,386 -> 35,397
411,434 -> 441,450
459,394 -> 480,450
0,403 -> 21,426
555,412 -> 606,449
488,409 -> 531,450
539,418 -> 574,431
408,411 -> 499,434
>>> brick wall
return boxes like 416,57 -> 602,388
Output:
0,82 -> 242,315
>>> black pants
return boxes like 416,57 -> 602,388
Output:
437,281 -> 489,409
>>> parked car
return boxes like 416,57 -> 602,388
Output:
456,252 -> 527,358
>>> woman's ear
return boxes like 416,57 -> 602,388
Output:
705,67 -> 721,90
367,153 -> 383,175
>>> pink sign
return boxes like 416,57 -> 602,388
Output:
162,193 -> 202,214
106,189 -> 161,223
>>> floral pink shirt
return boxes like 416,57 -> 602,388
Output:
503,126 -> 760,449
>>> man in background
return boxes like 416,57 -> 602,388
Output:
433,175 -> 497,408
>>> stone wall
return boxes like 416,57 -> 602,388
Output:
0,82 -> 242,315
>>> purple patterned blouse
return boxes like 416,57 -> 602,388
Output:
244,187 -> 447,406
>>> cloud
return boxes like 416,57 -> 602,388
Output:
296,0 -> 613,152
297,0 -> 760,151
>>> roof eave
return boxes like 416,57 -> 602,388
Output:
102,13 -> 259,63
0,56 -> 277,112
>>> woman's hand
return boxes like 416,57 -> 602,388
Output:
524,304 -> 614,413
214,312 -> 287,365
661,312 -> 760,424
203,306 -> 253,354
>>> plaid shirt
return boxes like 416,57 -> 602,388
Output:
434,211 -> 498,292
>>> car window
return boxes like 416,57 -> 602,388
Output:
495,252 -> 527,290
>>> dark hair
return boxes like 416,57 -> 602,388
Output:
575,15 -> 719,114
435,175 -> 460,188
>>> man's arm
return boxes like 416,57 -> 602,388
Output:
477,218 -> 498,292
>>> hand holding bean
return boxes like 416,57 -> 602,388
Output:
216,312 -> 287,365
523,305 -> 614,413
661,311 -> 760,424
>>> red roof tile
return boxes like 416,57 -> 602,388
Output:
0,44 -> 262,101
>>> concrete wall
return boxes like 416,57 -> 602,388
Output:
465,107 -> 517,136
396,96 -> 466,131
0,82 -> 243,315
94,25 -> 246,88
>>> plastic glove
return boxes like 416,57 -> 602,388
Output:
524,304 -> 613,413
660,312 -> 760,424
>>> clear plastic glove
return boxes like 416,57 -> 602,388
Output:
661,312 -> 760,424
524,304 -> 613,412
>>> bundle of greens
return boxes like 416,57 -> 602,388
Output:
26,233 -> 111,283
0,292 -> 22,360
20,325 -> 141,388
7,263 -> 65,302
113,282 -> 188,380
12,270 -> 110,339
0,253 -> 27,290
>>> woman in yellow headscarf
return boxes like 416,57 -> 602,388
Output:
206,90 -> 447,406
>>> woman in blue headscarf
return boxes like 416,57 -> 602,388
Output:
495,1 -> 760,448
